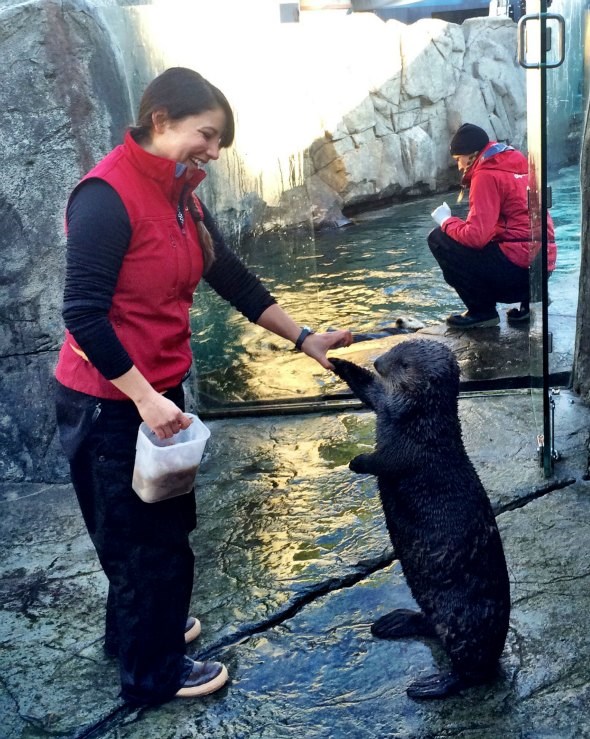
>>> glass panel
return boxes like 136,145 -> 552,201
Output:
190,193 -> 463,409
522,0 -> 548,473
546,0 -> 587,473
523,0 -> 569,475
99,2 -> 581,437
191,207 -> 323,408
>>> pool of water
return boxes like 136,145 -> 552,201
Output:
191,164 -> 580,406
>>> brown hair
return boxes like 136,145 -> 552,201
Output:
456,152 -> 480,203
187,198 -> 216,273
133,67 -> 234,146
131,67 -> 235,271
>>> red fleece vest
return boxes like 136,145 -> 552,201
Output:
55,133 -> 206,399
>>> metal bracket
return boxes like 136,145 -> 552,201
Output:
536,392 -> 561,468
517,12 -> 565,69
549,393 -> 561,462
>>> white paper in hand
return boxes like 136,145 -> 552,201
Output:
431,201 -> 451,226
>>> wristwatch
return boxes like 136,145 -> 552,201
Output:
294,326 -> 315,351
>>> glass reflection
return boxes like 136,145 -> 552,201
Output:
98,2 -> 583,415
191,167 -> 579,408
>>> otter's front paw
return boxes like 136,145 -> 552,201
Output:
331,359 -> 378,410
330,358 -> 358,381
349,453 -> 375,475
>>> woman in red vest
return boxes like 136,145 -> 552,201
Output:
54,67 -> 352,706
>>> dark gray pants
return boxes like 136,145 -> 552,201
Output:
55,382 -> 195,705
428,227 -> 530,313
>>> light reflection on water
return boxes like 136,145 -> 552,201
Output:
191,165 -> 580,405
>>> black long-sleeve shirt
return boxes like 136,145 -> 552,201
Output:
62,179 -> 276,380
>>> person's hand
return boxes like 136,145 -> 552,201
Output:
135,390 -> 193,440
300,329 -> 353,370
431,201 -> 451,226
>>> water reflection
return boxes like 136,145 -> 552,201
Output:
191,165 -> 579,407
193,414 -> 387,635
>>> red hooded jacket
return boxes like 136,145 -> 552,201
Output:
441,142 -> 557,271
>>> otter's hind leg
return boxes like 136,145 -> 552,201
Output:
406,670 -> 466,700
371,609 -> 436,639
407,665 -> 498,700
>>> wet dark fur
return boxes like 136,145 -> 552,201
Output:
331,339 -> 510,699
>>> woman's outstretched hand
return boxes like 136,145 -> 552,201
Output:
254,305 -> 352,370
300,329 -> 353,370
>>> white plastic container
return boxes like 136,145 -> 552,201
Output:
132,413 -> 211,503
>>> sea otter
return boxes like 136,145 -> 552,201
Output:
331,339 -> 510,699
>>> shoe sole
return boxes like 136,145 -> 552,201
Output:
446,317 -> 500,329
175,665 -> 229,698
184,618 -> 201,644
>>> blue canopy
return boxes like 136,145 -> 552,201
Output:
350,0 -> 493,23
351,0 -> 489,13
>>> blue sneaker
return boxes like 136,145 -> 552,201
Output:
446,310 -> 499,329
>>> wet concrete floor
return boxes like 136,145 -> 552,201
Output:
2,297 -> 589,738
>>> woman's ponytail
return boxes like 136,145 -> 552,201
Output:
188,198 -> 216,273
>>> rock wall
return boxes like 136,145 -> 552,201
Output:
97,6 -> 526,234
0,0 -> 131,481
0,1 -> 526,481
293,15 -> 526,229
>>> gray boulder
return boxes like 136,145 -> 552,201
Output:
0,0 -> 130,480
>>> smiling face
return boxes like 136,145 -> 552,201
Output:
145,107 -> 227,172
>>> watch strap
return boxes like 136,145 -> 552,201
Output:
295,326 -> 314,351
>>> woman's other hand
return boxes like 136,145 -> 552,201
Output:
109,365 -> 192,439
136,392 -> 193,440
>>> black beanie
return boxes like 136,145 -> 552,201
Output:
449,123 -> 489,155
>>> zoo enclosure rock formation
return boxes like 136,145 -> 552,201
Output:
298,15 -> 526,229
0,0 -> 131,482
0,1 -> 526,481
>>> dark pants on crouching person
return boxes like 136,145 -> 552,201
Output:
428,227 -> 530,314
55,381 -> 195,705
